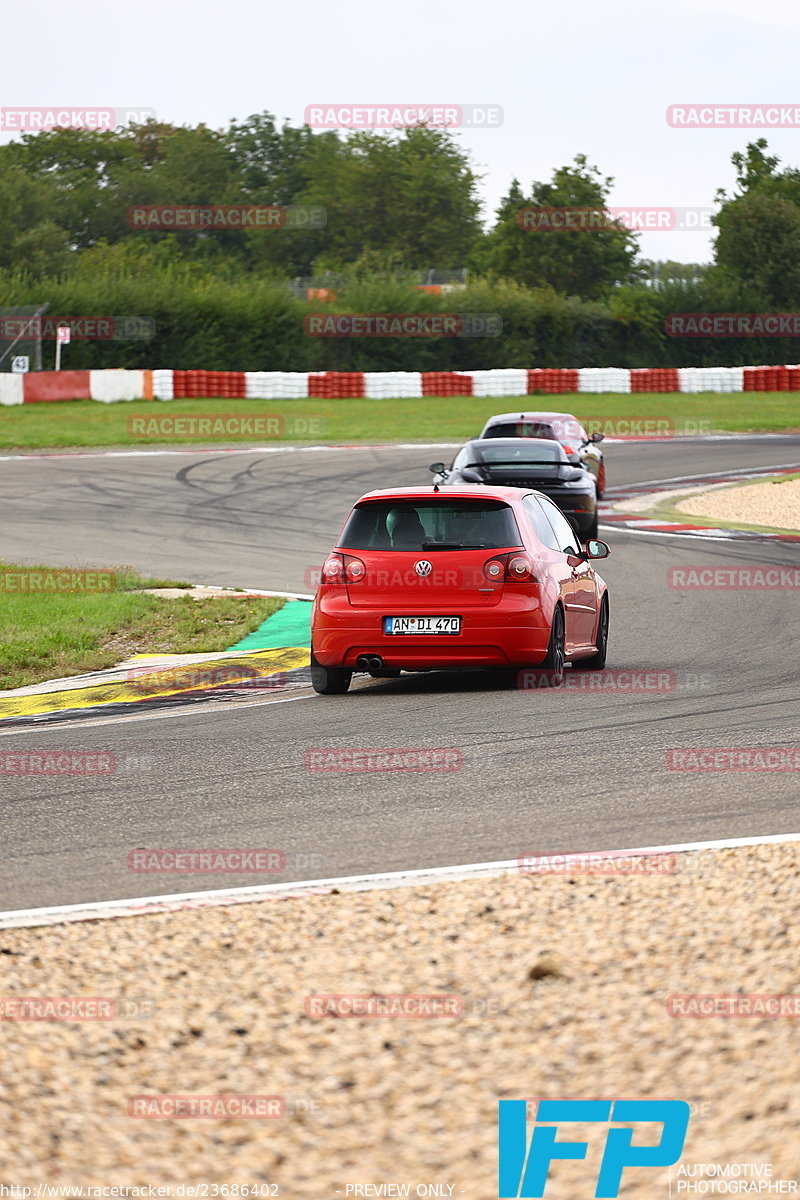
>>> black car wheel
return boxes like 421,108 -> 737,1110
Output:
310,648 -> 352,695
539,606 -> 565,686
574,597 -> 608,670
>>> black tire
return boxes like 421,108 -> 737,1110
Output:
586,514 -> 599,541
310,648 -> 352,695
574,597 -> 608,670
539,605 -> 565,686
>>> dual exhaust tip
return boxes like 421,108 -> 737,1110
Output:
355,653 -> 386,675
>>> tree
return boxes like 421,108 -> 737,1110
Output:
714,140 -> 800,307
0,161 -> 72,275
295,126 -> 482,271
473,155 -> 641,299
714,191 -> 800,307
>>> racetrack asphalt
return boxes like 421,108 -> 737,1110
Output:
0,435 -> 798,911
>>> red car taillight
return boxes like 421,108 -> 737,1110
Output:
345,556 -> 366,582
483,553 -> 537,583
561,443 -> 577,456
321,555 -> 345,584
320,553 -> 367,585
507,554 -> 535,581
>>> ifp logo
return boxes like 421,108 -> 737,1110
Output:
498,1099 -> 690,1197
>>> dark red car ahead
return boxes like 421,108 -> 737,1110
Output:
310,485 -> 610,694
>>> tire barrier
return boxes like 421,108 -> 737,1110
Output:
6,364 -> 800,404
88,369 -> 145,403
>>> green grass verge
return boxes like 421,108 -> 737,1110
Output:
631,471 -> 800,536
0,565 -> 284,690
1,391 -> 799,451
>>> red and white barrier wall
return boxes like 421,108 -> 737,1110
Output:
2,364 -> 800,404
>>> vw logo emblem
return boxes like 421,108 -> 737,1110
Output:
415,560 -> 433,577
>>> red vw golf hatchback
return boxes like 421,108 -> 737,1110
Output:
310,485 -> 610,694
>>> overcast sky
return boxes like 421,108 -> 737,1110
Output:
5,0 -> 800,264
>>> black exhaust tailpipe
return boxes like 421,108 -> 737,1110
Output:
356,654 -> 385,675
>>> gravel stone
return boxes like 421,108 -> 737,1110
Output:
1,844 -> 799,1194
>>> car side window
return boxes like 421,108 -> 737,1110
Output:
522,496 -> 560,552
451,446 -> 469,471
536,496 -> 580,555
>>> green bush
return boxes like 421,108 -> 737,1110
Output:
3,246 -> 799,371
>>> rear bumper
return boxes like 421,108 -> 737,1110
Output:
538,491 -> 597,533
312,591 -> 552,669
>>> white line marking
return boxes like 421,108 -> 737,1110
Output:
614,463 -> 800,489
0,443 -> 464,464
598,524 -> 795,543
1,438 -> 797,465
191,585 -> 314,601
2,829 -> 799,929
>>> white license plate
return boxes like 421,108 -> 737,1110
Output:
384,615 -> 461,635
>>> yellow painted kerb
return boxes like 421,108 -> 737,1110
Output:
0,647 -> 310,721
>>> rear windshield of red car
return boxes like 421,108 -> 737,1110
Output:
484,422 -> 555,440
339,499 -> 524,551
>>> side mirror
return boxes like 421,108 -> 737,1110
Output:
590,432 -> 604,443
584,539 -> 610,559
429,461 -> 446,474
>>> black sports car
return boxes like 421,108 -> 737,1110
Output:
429,437 -> 598,539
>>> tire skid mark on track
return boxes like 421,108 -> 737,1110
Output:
1,438 -> 799,914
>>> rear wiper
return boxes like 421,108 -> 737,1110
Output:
421,541 -> 487,549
